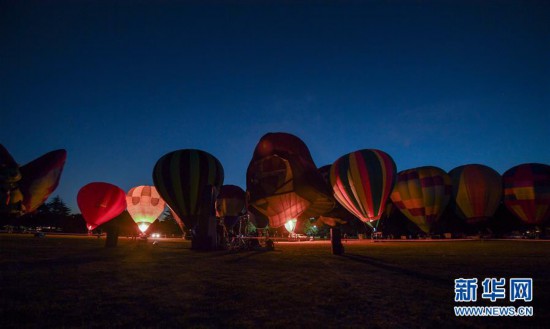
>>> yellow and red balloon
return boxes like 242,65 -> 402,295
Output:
390,166 -> 451,233
503,163 -> 550,225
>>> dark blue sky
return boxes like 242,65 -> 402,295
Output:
2,0 -> 549,212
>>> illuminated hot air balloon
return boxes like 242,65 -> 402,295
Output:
126,185 -> 166,233
449,164 -> 502,225
503,163 -> 550,225
330,149 -> 396,226
153,149 -> 224,230
247,133 -> 334,228
19,149 -> 67,213
390,166 -> 451,233
77,182 -> 127,231
216,185 -> 246,229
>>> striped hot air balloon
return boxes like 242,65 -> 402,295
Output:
330,149 -> 396,226
152,149 -> 224,229
503,163 -> 550,226
449,164 -> 502,225
126,185 -> 166,233
390,166 -> 451,233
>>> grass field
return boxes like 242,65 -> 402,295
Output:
1,234 -> 549,328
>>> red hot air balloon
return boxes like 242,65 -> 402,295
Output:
126,185 -> 166,233
449,164 -> 502,225
77,182 -> 127,231
390,166 -> 451,233
503,163 -> 550,226
330,149 -> 396,226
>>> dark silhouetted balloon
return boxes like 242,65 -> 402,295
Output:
153,149 -> 224,229
216,184 -> 246,228
247,133 -> 334,228
77,182 -> 127,230
330,149 -> 396,226
449,164 -> 502,225
503,163 -> 550,225
391,166 -> 451,233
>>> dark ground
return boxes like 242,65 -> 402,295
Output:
1,234 -> 548,328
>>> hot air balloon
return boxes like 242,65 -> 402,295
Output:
390,166 -> 451,233
330,149 -> 396,227
153,149 -> 224,231
449,164 -> 502,225
247,132 -> 334,228
503,163 -> 550,226
77,182 -> 127,231
126,185 -> 166,233
0,144 -> 22,214
19,149 -> 67,213
316,164 -> 354,226
216,185 -> 246,229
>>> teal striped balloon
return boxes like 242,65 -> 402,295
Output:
153,149 -> 224,229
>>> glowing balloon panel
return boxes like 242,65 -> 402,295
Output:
284,218 -> 297,233
391,166 -> 451,233
503,163 -> 550,225
330,149 -> 396,223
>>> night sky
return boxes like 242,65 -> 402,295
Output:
2,0 -> 549,213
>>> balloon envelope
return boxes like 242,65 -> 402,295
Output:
77,182 -> 127,229
330,149 -> 396,224
503,163 -> 550,225
449,164 -> 502,225
216,185 -> 246,228
390,166 -> 451,233
19,149 -> 67,213
247,133 -> 334,228
126,185 -> 166,233
153,149 -> 224,229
